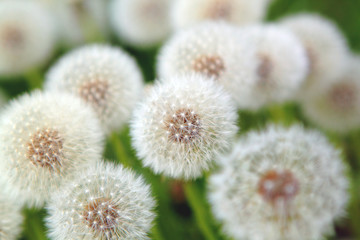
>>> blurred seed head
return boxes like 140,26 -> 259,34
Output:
46,161 -> 156,240
279,13 -> 349,98
131,73 -> 238,179
110,0 -> 171,47
302,55 -> 360,133
208,125 -> 348,240
45,44 -> 144,135
171,0 -> 271,31
0,0 -> 56,75
0,186 -> 23,240
239,24 -> 308,110
0,91 -> 104,207
157,21 -> 258,108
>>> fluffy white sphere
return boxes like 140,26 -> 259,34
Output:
208,125 -> 348,240
171,0 -> 270,30
110,0 -> 171,47
131,74 -> 238,179
279,14 -> 349,98
45,44 -> 144,134
302,55 -> 360,133
0,91 -> 104,207
0,0 -> 56,75
157,21 -> 258,108
46,161 -> 156,240
40,0 -> 109,46
240,24 -> 308,109
0,187 -> 23,240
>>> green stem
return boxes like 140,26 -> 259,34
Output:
23,208 -> 48,240
110,132 -> 132,168
184,182 -> 219,240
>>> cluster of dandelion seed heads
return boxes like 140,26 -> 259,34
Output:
47,162 -> 156,240
279,13 -> 349,98
0,188 -> 23,240
171,0 -> 270,30
45,44 -> 143,134
157,22 -> 258,108
0,91 -> 104,207
241,24 -> 308,109
208,125 -> 348,240
0,0 -> 56,75
131,74 -> 238,179
302,55 -> 360,133
110,0 -> 171,47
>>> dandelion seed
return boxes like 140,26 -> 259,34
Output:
45,44 -> 144,134
208,125 -> 348,240
0,0 -> 56,75
0,91 -> 104,207
131,73 -> 238,179
46,161 -> 156,240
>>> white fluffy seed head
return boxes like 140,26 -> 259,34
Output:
157,21 -> 258,108
0,0 -> 56,75
0,91 -> 104,207
0,186 -> 23,240
208,125 -> 348,240
46,161 -> 156,240
171,0 -> 270,31
279,13 -> 349,98
131,73 -> 238,180
240,24 -> 308,110
110,0 -> 171,47
40,0 -> 109,46
302,55 -> 360,133
45,44 -> 144,134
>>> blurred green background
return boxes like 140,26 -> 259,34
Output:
1,0 -> 359,239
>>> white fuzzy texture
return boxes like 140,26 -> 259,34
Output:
0,91 -> 104,207
110,0 -> 171,47
40,0 -> 109,46
302,55 -> 360,133
0,188 -> 23,240
157,22 -> 258,108
171,0 -> 270,30
46,161 -> 156,240
241,24 -> 308,110
279,14 -> 349,98
0,0 -> 56,75
131,74 -> 238,179
45,44 -> 144,134
208,125 -> 348,240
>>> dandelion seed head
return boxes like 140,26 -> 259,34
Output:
0,91 -> 104,207
208,125 -> 348,240
131,73 -> 238,179
47,161 -> 156,240
45,44 -> 143,134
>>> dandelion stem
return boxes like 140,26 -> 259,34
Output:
25,68 -> 43,90
184,181 -> 220,240
110,132 -> 132,168
23,208 -> 48,240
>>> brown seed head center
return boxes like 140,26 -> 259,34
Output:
207,0 -> 232,19
329,83 -> 356,111
257,54 -> 273,84
27,129 -> 64,171
79,80 -> 109,109
258,169 -> 299,206
1,26 -> 24,49
83,198 -> 120,234
164,108 -> 201,143
192,55 -> 225,79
